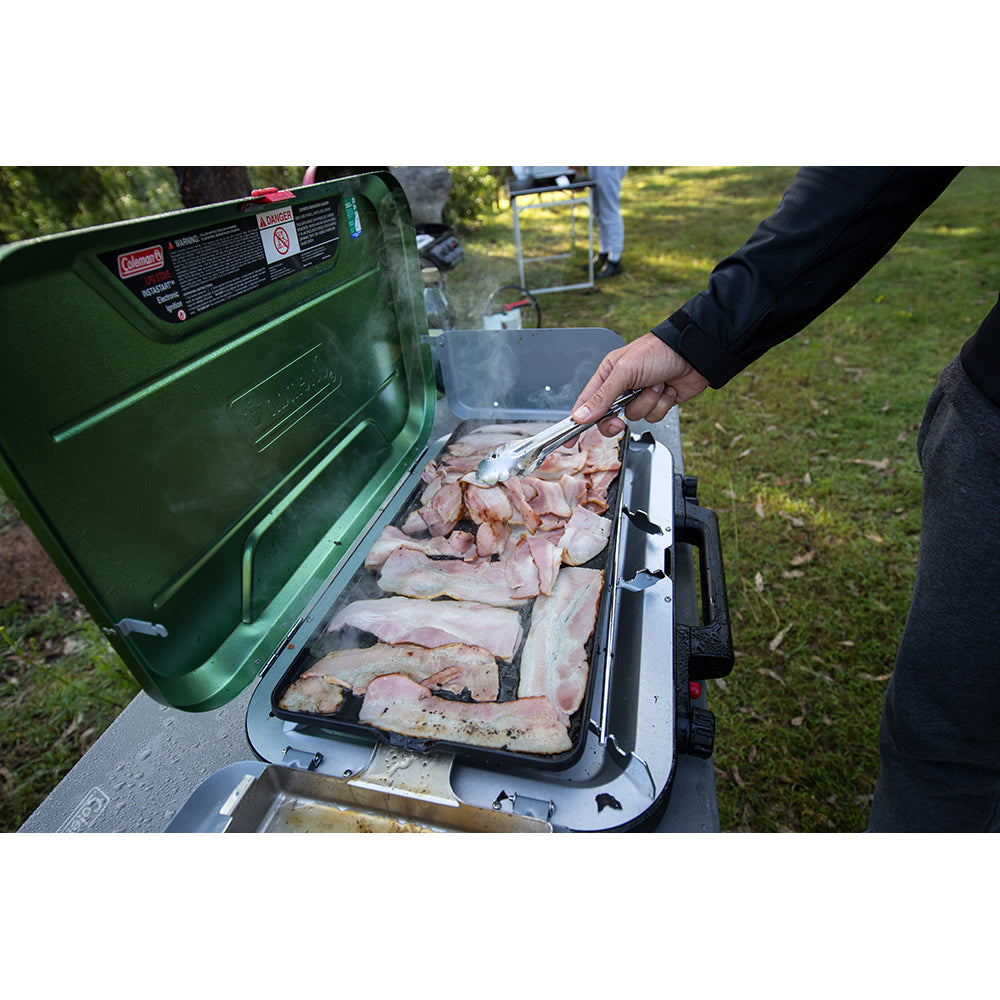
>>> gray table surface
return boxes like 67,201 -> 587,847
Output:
19,410 -> 720,833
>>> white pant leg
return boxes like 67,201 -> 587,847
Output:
591,166 -> 627,259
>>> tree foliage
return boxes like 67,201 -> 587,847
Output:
0,166 -> 182,244
0,166 -> 500,246
444,166 -> 504,229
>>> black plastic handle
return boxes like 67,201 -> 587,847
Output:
673,476 -> 735,681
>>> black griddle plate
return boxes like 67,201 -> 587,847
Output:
270,419 -> 626,771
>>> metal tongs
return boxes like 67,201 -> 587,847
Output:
474,389 -> 641,486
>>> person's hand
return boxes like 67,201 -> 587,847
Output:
571,332 -> 710,436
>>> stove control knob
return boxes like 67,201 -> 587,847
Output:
685,706 -> 716,759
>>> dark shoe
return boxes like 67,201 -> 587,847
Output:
596,257 -> 622,279
587,251 -> 608,272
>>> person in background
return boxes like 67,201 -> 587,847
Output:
571,166 -> 1000,832
590,166 -> 628,278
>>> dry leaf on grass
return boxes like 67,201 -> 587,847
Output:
847,457 -> 892,471
768,624 -> 792,652
778,510 -> 805,527
790,550 -> 816,567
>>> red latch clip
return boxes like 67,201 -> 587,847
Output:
248,187 -> 296,204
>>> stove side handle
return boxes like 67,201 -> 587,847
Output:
673,475 -> 735,681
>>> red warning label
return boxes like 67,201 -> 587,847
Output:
257,206 -> 294,230
258,207 -> 300,263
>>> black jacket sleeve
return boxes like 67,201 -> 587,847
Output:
650,167 -> 963,388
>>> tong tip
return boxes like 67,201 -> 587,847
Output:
474,454 -> 505,487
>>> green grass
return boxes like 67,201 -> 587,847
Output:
0,486 -> 139,832
447,165 -> 999,831
0,598 -> 139,832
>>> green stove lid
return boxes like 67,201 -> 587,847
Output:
0,172 -> 436,710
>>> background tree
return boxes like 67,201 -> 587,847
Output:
171,166 -> 252,207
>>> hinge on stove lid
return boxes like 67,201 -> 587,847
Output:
282,747 -> 324,770
493,791 -> 554,822
112,618 -> 168,638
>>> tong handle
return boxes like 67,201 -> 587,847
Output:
521,389 -> 641,473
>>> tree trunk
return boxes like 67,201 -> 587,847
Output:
171,166 -> 252,208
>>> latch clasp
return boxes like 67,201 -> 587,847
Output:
114,618 -> 168,638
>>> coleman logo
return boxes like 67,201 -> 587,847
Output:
229,345 -> 342,452
118,245 -> 165,279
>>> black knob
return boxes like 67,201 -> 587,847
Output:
684,706 -> 716,759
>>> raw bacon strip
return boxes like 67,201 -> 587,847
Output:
419,465 -> 446,504
559,505 -> 612,566
579,426 -> 625,470
583,469 -> 618,512
444,431 -> 532,457
328,596 -> 523,661
401,508 -> 430,535
377,547 -> 531,607
359,673 -> 572,754
526,535 -> 563,595
504,536 -> 542,600
501,477 -> 542,533
364,525 -> 476,569
278,675 -> 346,715
523,476 -> 573,518
419,480 -> 464,537
305,642 -> 499,701
560,472 -> 589,510
533,449 -> 588,480
476,520 -> 510,559
457,423 -> 538,437
463,483 -> 513,525
517,566 -> 603,715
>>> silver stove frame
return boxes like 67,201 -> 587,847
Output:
245,429 -> 679,832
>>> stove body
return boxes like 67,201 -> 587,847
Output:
244,426 -> 694,831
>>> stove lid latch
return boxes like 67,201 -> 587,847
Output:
113,618 -> 168,638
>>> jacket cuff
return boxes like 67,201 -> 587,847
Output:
651,310 -> 747,389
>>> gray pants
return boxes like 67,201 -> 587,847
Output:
869,355 -> 1000,831
591,166 -> 627,260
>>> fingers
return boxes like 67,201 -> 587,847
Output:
631,384 -> 676,423
571,333 -> 705,432
622,384 -> 677,426
571,352 -> 630,424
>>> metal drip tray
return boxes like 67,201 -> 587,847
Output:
221,749 -> 550,833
